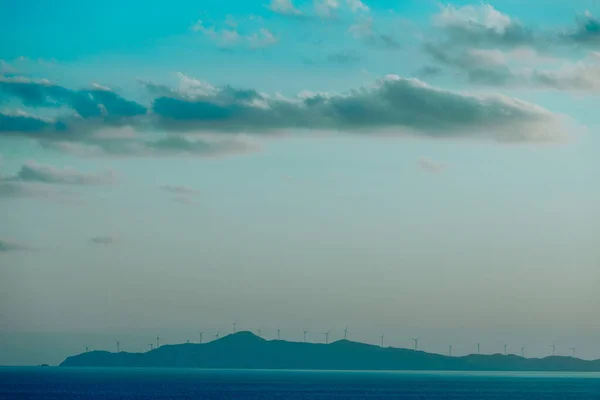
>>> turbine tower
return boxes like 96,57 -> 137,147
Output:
521,347 -> 525,357
571,348 -> 576,358
85,346 -> 89,353
199,331 -> 203,344
148,344 -> 153,351
412,338 -> 419,351
277,329 -> 281,340
215,330 -> 220,341
344,327 -> 348,340
156,335 -> 160,349
324,329 -> 331,344
303,329 -> 308,343
504,344 -> 507,355
233,322 -> 237,334
477,343 -> 480,355
380,334 -> 384,348
551,344 -> 556,356
449,345 -> 452,357
117,341 -> 120,353
257,328 -> 262,338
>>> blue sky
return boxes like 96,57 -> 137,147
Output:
1,0 -> 599,365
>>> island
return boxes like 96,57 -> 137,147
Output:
60,331 -> 600,372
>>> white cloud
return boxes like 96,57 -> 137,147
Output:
268,0 -> 302,16
346,0 -> 369,13
315,0 -> 340,18
191,19 -> 278,49
248,29 -> 278,49
434,3 -> 513,34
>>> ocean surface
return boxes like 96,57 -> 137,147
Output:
1,368 -> 599,399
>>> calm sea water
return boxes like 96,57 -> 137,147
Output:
1,368 -> 599,399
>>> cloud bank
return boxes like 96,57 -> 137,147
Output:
1,73 -> 572,150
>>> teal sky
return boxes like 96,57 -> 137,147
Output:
1,0 -> 599,365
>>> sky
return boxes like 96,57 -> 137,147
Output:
0,0 -> 599,366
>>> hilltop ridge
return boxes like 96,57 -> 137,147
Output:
60,331 -> 600,372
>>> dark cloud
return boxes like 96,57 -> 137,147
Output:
0,77 -> 146,121
0,239 -> 28,252
1,161 -> 115,186
561,12 -> 600,46
0,111 -> 64,133
2,73 -> 571,145
89,236 -> 116,245
150,75 -> 568,142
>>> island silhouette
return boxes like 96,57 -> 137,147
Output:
60,331 -> 600,371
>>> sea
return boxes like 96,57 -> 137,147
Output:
0,368 -> 599,399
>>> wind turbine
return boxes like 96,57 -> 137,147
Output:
380,334 -> 384,348
117,341 -> 120,353
521,347 -> 525,357
504,344 -> 507,355
449,345 -> 452,357
199,331 -> 203,344
571,348 -> 576,358
344,327 -> 348,340
277,329 -> 281,340
156,335 -> 160,349
257,328 -> 262,338
233,322 -> 237,334
551,344 -> 556,356
477,343 -> 480,355
324,329 -> 331,344
303,329 -> 308,343
85,347 -> 89,353
215,330 -> 220,341
148,344 -> 153,351
412,338 -> 419,351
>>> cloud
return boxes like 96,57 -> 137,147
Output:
149,74 -> 569,143
191,20 -> 278,49
1,161 -> 115,186
0,76 -> 147,120
0,239 -> 29,253
89,236 -> 116,245
346,0 -> 369,13
0,161 -> 114,199
418,157 -> 445,173
425,44 -> 600,90
40,134 -> 260,158
432,3 -> 534,48
2,73 -> 574,146
314,0 -> 340,18
160,185 -> 198,195
269,0 -> 303,16
560,11 -> 600,47
0,110 -> 62,133
349,17 -> 401,49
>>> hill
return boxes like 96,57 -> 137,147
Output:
60,331 -> 600,371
